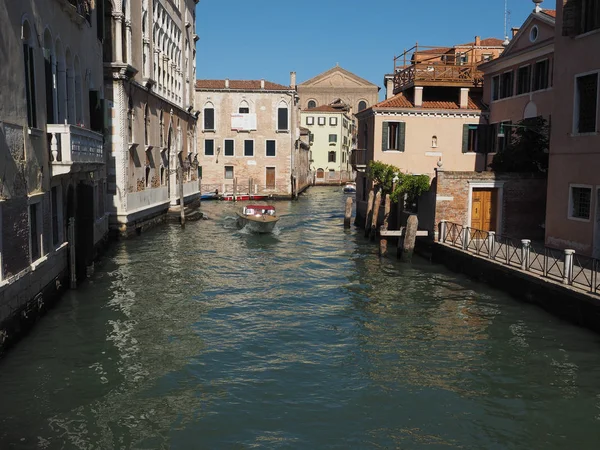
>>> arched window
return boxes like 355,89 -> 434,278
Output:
203,102 -> 215,130
316,168 -> 324,179
328,151 -> 336,163
432,135 -> 438,148
277,100 -> 288,131
159,110 -> 164,146
144,104 -> 149,145
239,100 -> 249,114
358,100 -> 367,112
74,56 -> 83,125
307,100 -> 317,109
55,39 -> 66,124
43,28 -> 57,124
127,96 -> 134,143
65,48 -> 74,124
22,20 -> 37,128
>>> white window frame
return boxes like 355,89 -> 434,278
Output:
318,117 -> 326,126
223,138 -> 235,157
572,70 -> 599,136
204,138 -> 215,157
203,103 -> 215,131
265,139 -> 276,157
330,117 -> 338,126
568,183 -> 593,222
306,116 -> 314,125
277,103 -> 289,132
243,139 -> 254,157
224,165 -> 234,180
28,193 -> 45,264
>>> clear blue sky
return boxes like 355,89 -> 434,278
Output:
195,0 -> 541,99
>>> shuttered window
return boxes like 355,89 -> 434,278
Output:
462,124 -> 481,153
382,121 -> 405,152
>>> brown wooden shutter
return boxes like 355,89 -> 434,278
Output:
398,122 -> 406,152
462,124 -> 470,153
562,0 -> 582,36
381,121 -> 389,151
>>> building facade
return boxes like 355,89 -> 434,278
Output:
0,0 -> 108,350
103,0 -> 200,237
545,0 -> 600,257
301,102 -> 353,184
297,65 -> 379,116
480,5 -> 555,158
194,76 -> 307,199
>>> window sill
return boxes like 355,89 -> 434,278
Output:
570,132 -> 598,137
382,150 -> 404,153
567,216 -> 591,223
203,129 -> 216,133
276,130 -> 289,133
575,28 -> 600,40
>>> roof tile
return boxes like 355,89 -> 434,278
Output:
369,93 -> 482,111
195,79 -> 290,90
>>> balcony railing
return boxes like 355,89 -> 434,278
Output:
48,124 -> 104,176
350,149 -> 367,171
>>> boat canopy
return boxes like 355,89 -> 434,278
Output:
243,205 -> 276,215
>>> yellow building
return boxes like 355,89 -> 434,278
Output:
301,100 -> 354,184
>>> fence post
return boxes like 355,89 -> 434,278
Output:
439,220 -> 447,243
462,226 -> 469,251
564,249 -> 575,285
521,239 -> 530,271
488,231 -> 495,259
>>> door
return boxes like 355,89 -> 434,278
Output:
266,167 -> 275,189
471,188 -> 497,232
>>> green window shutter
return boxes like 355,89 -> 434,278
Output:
398,122 -> 406,152
381,121 -> 389,151
462,124 -> 470,153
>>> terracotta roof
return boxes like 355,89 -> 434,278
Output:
303,105 -> 348,113
457,37 -> 505,47
370,93 -> 482,111
195,80 -> 290,90
415,47 -> 452,55
541,9 -> 556,18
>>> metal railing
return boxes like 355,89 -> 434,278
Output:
439,221 -> 600,295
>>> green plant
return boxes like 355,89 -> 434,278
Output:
367,161 -> 430,206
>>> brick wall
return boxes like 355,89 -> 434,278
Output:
432,171 -> 547,239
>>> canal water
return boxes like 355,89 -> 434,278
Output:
1,187 -> 600,449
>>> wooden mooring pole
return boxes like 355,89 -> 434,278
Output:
233,177 -> 238,202
379,194 -> 391,256
344,197 -> 352,229
400,215 -> 418,262
370,191 -> 382,241
364,190 -> 374,237
178,165 -> 185,228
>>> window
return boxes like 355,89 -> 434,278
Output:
482,53 -> 493,62
266,140 -> 276,157
382,121 -> 406,151
530,25 -> 539,42
329,117 -> 338,126
569,185 -> 592,220
576,73 -> 598,133
244,139 -> 254,156
457,52 -> 468,65
358,100 -> 367,111
239,107 -> 249,114
306,116 -> 314,125
144,104 -> 150,145
51,187 -> 59,246
328,151 -> 336,163
532,60 -> 549,91
277,106 -> 288,131
318,117 -> 326,126
462,124 -> 479,153
517,66 -> 531,95
494,121 -> 512,152
432,136 -> 438,147
22,22 -> 37,128
329,134 -> 337,144
224,139 -> 234,156
500,71 -> 514,99
308,100 -> 317,109
127,98 -> 134,143
224,166 -> 234,179
583,0 -> 600,33
204,106 -> 215,130
204,139 -> 214,156
492,75 -> 500,101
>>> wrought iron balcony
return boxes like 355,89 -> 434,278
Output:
47,124 -> 104,176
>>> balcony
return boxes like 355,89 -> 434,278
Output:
47,124 -> 104,176
350,149 -> 367,172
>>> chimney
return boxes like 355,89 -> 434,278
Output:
475,35 -> 481,46
460,88 -> 469,109
385,77 -> 394,100
260,79 -> 265,89
225,78 -> 229,88
290,71 -> 296,89
414,86 -> 423,107
511,27 -> 520,38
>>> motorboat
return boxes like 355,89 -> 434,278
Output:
222,193 -> 269,201
343,182 -> 356,193
236,204 -> 279,233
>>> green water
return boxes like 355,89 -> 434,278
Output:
1,187 -> 600,449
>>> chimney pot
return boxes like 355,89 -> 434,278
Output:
511,27 -> 520,38
260,79 -> 265,89
225,78 -> 229,88
290,71 -> 297,89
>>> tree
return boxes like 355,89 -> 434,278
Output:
489,117 -> 549,173
367,161 -> 430,207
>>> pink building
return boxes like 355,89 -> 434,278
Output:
545,0 -> 600,257
480,4 -> 555,156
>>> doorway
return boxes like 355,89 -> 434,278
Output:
266,167 -> 275,189
470,188 -> 498,232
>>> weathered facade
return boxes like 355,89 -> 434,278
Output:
301,102 -> 354,184
544,0 -> 600,258
194,76 -> 308,198
297,65 -> 379,116
104,0 -> 200,237
0,0 -> 108,351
